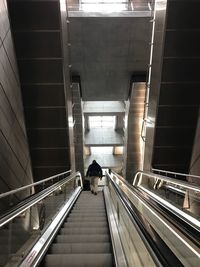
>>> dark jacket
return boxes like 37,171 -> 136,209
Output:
86,162 -> 102,178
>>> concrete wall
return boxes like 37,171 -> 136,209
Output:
115,114 -> 124,130
0,0 -> 33,207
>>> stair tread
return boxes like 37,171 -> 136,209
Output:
60,227 -> 108,234
67,218 -> 107,222
74,208 -> 105,209
64,222 -> 108,227
70,211 -> 105,213
69,214 -> 106,217
56,234 -> 110,243
50,242 -> 111,254
44,253 -> 113,267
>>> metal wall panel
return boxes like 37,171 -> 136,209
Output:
150,0 -> 200,173
8,0 -> 72,180
0,0 -> 33,207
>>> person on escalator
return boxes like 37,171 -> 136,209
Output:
86,160 -> 102,195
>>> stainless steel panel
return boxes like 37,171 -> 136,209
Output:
143,0 -> 168,171
3,30 -> 20,85
0,0 -> 10,41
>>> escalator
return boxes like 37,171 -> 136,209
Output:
43,191 -> 114,267
0,170 -> 199,267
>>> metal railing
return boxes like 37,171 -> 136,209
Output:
0,171 -> 81,227
132,169 -> 200,234
0,170 -> 72,200
106,171 -> 163,267
0,171 -> 83,267
106,171 -> 185,267
108,170 -> 200,267
152,168 -> 200,181
133,170 -> 200,193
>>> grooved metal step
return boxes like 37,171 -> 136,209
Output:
64,221 -> 108,228
50,242 -> 111,254
45,253 -> 113,267
69,213 -> 106,217
56,234 -> 110,243
67,217 -> 107,222
60,227 -> 108,234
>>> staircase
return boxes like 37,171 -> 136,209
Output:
43,191 -> 114,267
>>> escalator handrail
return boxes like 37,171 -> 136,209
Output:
137,185 -> 200,241
112,170 -> 200,230
0,170 -> 72,199
133,170 -> 200,193
107,172 -> 197,266
0,171 -> 82,227
20,187 -> 82,267
110,170 -> 200,246
152,168 -> 200,180
106,171 -> 171,267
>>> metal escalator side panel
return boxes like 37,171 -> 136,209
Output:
19,187 -> 82,267
104,186 -> 128,267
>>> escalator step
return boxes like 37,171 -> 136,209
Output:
67,217 -> 107,222
69,212 -> 106,218
56,234 -> 110,243
64,222 -> 108,228
60,227 -> 108,234
50,242 -> 111,254
72,207 -> 105,211
71,210 -> 106,214
44,253 -> 113,267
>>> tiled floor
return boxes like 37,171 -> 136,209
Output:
85,128 -> 124,145
83,101 -> 125,114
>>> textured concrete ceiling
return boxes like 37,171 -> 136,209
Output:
68,16 -> 152,101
